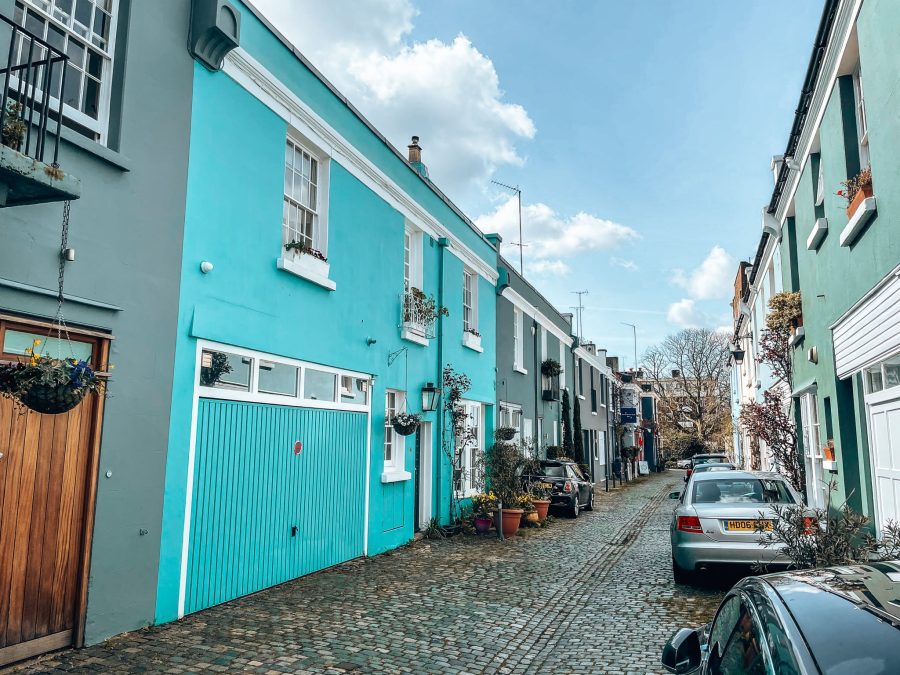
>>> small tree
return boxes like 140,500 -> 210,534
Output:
486,440 -> 525,507
573,396 -> 585,465
561,389 -> 574,459
442,365 -> 477,523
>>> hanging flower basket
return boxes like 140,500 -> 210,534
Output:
495,426 -> 517,441
0,353 -> 104,415
391,411 -> 421,436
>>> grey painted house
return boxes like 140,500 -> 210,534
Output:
0,0 -> 193,662
494,256 -> 575,457
573,342 -> 615,482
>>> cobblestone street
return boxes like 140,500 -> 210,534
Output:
10,472 -> 725,675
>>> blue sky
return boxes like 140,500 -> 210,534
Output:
254,0 -> 824,367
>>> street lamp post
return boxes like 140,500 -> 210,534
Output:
621,322 -> 637,371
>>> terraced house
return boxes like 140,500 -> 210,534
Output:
735,0 -> 900,531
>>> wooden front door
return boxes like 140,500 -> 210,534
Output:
0,319 -> 106,666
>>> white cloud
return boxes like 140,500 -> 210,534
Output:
251,0 -> 535,202
667,299 -> 709,329
672,246 -> 735,300
475,195 -> 639,263
526,259 -> 571,277
612,257 -> 639,272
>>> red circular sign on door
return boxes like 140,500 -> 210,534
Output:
294,441 -> 303,455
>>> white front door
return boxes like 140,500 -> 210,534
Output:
418,422 -> 432,529
868,394 -> 900,531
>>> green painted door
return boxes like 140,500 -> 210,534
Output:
184,399 -> 367,614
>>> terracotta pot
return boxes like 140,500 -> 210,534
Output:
496,508 -> 524,538
846,183 -> 874,218
532,499 -> 551,520
473,517 -> 492,534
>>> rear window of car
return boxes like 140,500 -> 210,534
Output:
693,455 -> 728,466
691,478 -> 795,504
695,464 -> 734,473
540,464 -> 565,478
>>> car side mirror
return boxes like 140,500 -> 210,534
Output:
661,628 -> 702,674
668,491 -> 682,500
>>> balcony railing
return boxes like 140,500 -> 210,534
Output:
542,376 -> 560,402
0,14 -> 80,206
400,288 -> 437,340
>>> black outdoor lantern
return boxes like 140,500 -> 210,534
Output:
421,382 -> 441,412
731,348 -> 745,365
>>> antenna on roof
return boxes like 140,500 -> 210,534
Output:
491,179 -> 523,276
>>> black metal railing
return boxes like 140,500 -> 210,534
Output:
0,14 -> 68,165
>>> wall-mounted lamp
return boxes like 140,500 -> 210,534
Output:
731,348 -> 745,365
200,261 -> 214,274
421,382 -> 441,412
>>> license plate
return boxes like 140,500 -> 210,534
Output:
725,519 -> 772,532
540,482 -> 553,489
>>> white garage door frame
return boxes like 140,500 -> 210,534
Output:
865,381 -> 900,534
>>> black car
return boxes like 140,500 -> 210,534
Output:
525,460 -> 593,517
662,562 -> 900,674
684,453 -> 730,482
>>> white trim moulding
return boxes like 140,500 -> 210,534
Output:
839,197 -> 876,247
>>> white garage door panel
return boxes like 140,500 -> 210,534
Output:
869,399 -> 900,529
833,268 -> 900,379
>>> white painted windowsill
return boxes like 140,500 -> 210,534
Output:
277,255 -> 336,291
400,326 -> 429,347
839,197 -> 877,247
514,366 -> 528,375
381,470 -> 412,483
577,394 -> 586,400
462,332 -> 483,352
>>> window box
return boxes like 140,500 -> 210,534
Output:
462,330 -> 483,352
806,217 -> 828,251
400,324 -> 429,347
839,192 -> 876,247
277,253 -> 335,291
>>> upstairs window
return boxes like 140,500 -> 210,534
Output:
384,390 -> 406,472
852,65 -> 869,168
403,224 -> 422,292
463,268 -> 478,333
283,138 -> 327,258
14,0 -> 117,142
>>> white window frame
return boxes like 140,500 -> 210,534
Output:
15,0 -> 120,143
455,400 -> 483,497
499,402 -> 522,444
463,268 -> 478,333
799,392 -> 825,509
384,390 -> 406,474
403,223 -> 423,292
283,135 -> 330,257
194,340 -> 370,413
541,327 -> 548,361
852,65 -> 869,168
559,341 -> 566,390
513,307 -> 526,373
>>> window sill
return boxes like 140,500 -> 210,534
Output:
806,217 -> 828,250
400,326 -> 429,347
591,411 -> 598,416
381,470 -> 412,484
577,394 -> 586,400
823,460 -> 838,472
513,365 -> 528,375
277,255 -> 336,291
60,126 -> 133,172
462,332 -> 483,352
839,196 -> 876,246
788,326 -> 805,348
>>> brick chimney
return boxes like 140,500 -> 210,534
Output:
408,136 -> 422,164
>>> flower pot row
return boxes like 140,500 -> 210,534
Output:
471,498 -> 552,538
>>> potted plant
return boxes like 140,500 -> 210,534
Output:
0,340 -> 105,414
495,426 -> 517,442
283,240 -> 328,263
471,492 -> 497,533
540,358 -> 562,378
486,441 -> 526,538
519,493 -> 539,524
836,166 -> 873,218
391,411 -> 421,436
404,288 -> 448,325
2,101 -> 27,152
527,483 -> 552,520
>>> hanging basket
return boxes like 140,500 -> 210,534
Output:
495,426 -> 517,441
19,382 -> 88,415
392,419 -> 419,436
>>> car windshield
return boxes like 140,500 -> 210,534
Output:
540,464 -> 566,478
692,478 -> 795,504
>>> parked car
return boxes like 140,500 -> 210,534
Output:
676,459 -> 691,469
661,562 -> 900,674
690,463 -> 737,475
670,471 -> 804,583
684,453 -> 730,482
525,460 -> 593,517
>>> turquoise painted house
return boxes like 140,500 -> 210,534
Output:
155,0 -> 498,622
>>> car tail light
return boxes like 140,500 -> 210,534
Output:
563,481 -> 572,493
686,469 -> 693,478
677,516 -> 703,533
803,517 -> 817,535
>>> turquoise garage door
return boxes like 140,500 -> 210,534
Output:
184,399 -> 367,614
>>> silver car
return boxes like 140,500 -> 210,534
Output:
670,471 -> 804,583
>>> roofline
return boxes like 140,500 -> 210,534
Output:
240,0 -> 497,252
498,254 -> 574,332
748,0 -> 840,290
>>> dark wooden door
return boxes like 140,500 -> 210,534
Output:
0,393 -> 99,665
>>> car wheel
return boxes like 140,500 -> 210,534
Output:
672,557 -> 692,585
570,496 -> 579,518
584,491 -> 594,511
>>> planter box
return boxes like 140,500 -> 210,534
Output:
845,183 -> 874,218
277,253 -> 335,290
839,186 -> 877,247
462,331 -> 483,352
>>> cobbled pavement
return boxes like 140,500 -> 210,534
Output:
8,471 -> 726,675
